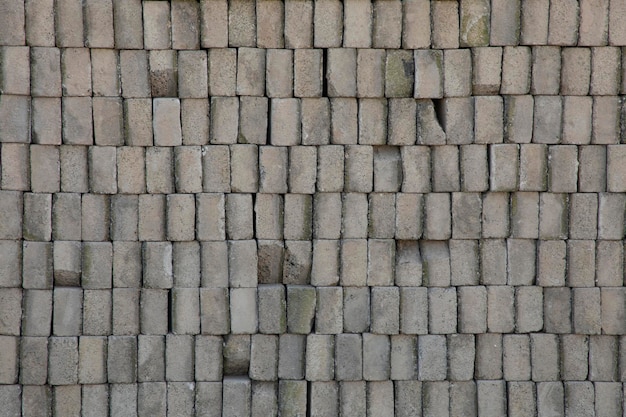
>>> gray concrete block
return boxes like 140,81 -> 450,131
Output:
81,242 -> 112,289
447,334 -> 475,381
288,146 -> 316,194
208,49 -> 236,96
503,334 -> 531,381
22,193 -> 52,241
82,290 -> 111,336
340,381 -> 366,417
315,286 -> 343,334
370,286 -> 399,334
423,193 -> 451,241
458,286 -> 487,334
310,239 -> 339,286
20,336 -> 48,385
22,241 -> 53,289
137,335 -> 165,382
476,333 -> 503,380
507,381 -> 536,417
165,334 -> 194,382
1,144 -> 29,191
589,335 -> 618,381
335,333 -> 362,381
287,285 -> 316,334
278,334 -> 305,380
537,382 -> 564,417
230,288 -> 258,334
363,333 -> 390,381
305,334 -> 334,381
249,334 -> 278,381
195,381 -> 222,417
343,286 -> 370,333
78,336 -> 107,384
418,335 -> 447,381
400,287 -> 428,335
22,289 -> 52,336
278,380 -> 307,417
395,240 -> 423,286
109,383 -> 137,417
228,240 -> 258,288
561,334 -> 589,381
345,145 -> 374,193
428,287 -> 457,334
420,240 -> 451,287
531,333 -> 560,381
487,285 -> 515,333
201,241 -> 229,288
53,287 -> 82,336
48,336 -> 78,385
171,288 -> 200,335
257,240 -> 284,285
317,145 -> 344,192
367,239 -> 395,286
282,240 -> 312,285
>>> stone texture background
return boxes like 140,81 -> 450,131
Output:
2,0 -> 626,415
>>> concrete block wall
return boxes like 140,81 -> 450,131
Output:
2,0 -> 626,415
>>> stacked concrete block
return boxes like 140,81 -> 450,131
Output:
3,1 -> 626,415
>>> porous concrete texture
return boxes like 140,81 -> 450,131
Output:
2,0 -> 626,415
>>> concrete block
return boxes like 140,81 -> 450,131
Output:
288,146 -> 316,194
432,0 -> 459,48
596,241 -> 623,287
228,240 -> 258,288
259,147 -> 287,194
593,96 -> 620,145
278,380 -> 306,416
359,99 -> 387,145
460,145 -> 488,192
60,48 -> 91,97
305,334 -> 334,381
447,334 -> 475,381
53,287 -> 82,336
589,335 -> 618,381
171,0 -> 199,49
198,0 -> 227,48
444,49 -> 472,97
395,240 -> 423,286
477,381 -> 506,417
265,49 -> 292,98
501,46 -> 531,94
59,145 -> 88,193
345,145 -> 374,192
368,194 -> 396,239
152,98 -> 182,147
1,143 -> 29,191
451,192 -> 481,239
107,336 -> 137,384
22,192 -> 52,241
53,0 -> 83,47
110,195 -> 138,241
142,242 -> 173,289
22,385 -> 52,416
450,381 -> 477,417
386,50 -> 415,98
396,194 -> 423,241
591,47 -> 621,95
294,49 -> 323,97
257,240 -> 284,285
282,241 -> 312,285
31,98 -> 61,145
109,384 -> 137,417
370,286 -> 399,334
418,335 -> 447,381
504,95 -> 534,144
460,0 -> 491,47
432,146 -> 460,192
22,241 -> 53,289
327,48 -> 357,97
421,240 -> 451,287
428,287 -> 457,334
442,98 -> 474,145
519,144 -> 547,191
1,47 -> 30,96
181,99 -> 209,145
413,50 -> 444,98
22,289 -> 52,336
88,146 -> 117,194
201,145 -> 230,192
283,0 -> 313,48
269,98 -> 300,146
112,288 -> 140,335
81,242 -> 112,289
458,286 -> 487,334
48,336 -> 78,385
515,286 -> 544,333
569,193 -> 598,239
481,192 -> 509,238
531,46 -> 561,95
249,334 -> 278,381
559,334 -> 589,381
312,1 -> 342,48
20,336 -> 48,385
208,49 -> 236,96
52,193 -> 80,242
201,241 -> 229,288
507,239 -> 536,286
366,238 -> 394,285
474,96 -> 503,143
178,50 -> 208,99
166,194 -> 195,241
311,239 -> 340,286
195,336 -> 223,382
238,97 -> 268,146
487,286 -> 515,333
343,0 -> 372,47
277,334 -> 306,380
115,147 -> 146,194
257,285 -> 286,334
31,47 -> 61,97
531,333 -> 560,381
256,0 -> 283,48
511,192 -> 539,238
363,333 -> 390,380
137,382 -> 166,416
174,146 -> 203,193
476,333 -> 503,380
339,381 -> 366,416
547,0 -> 580,45
119,50 -> 150,98
400,287 -> 428,335
544,287 -> 572,333
609,0 -> 626,45
567,239 -> 596,287
283,194 -> 312,241
78,336 -> 107,384
373,0 -> 402,48
366,381 -> 394,416
341,193 -> 368,239
572,288 -> 601,335
165,334 -> 194,382
225,193 -> 253,240
236,48 -> 265,97
83,0 -> 114,48
416,100 -> 446,145
537,234 -> 566,285
388,99 -> 416,145
314,286 -> 342,334
200,288 -> 229,335
91,49 -> 120,97
330,98 -> 358,145
472,47 -> 502,95
448,240 -> 480,285
491,0 -> 521,45
113,242 -> 141,285
423,382 -> 450,416
561,48 -> 591,95
82,289 -> 111,336
230,288 -> 258,334
423,193 -> 451,240
537,382 -> 564,416
334,334 -> 363,381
